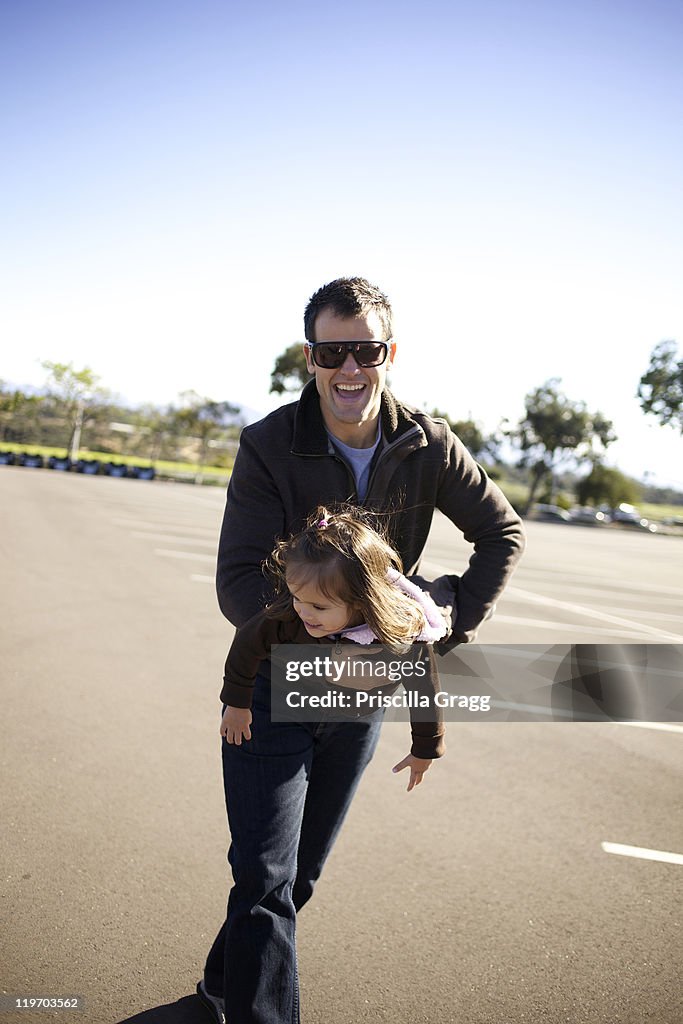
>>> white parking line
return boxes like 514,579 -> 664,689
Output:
422,558 -> 683,642
510,585 -> 683,622
112,517 -> 216,534
601,842 -> 683,865
491,614 -> 662,640
154,549 -> 216,562
617,721 -> 683,734
489,700 -> 597,720
133,531 -> 216,547
516,568 -> 683,598
420,558 -> 683,642
505,585 -> 683,643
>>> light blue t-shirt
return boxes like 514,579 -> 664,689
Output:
328,427 -> 381,501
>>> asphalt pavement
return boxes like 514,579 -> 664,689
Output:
1,468 -> 682,1024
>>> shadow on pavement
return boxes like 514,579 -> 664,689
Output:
118,994 -> 209,1023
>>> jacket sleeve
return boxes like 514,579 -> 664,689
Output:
219,612 -> 280,708
435,426 -> 525,643
216,426 -> 286,627
406,644 -> 446,759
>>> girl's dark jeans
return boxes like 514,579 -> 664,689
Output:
203,672 -> 383,1024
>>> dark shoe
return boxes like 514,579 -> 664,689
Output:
196,980 -> 225,1024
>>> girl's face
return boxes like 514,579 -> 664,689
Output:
286,573 -> 362,638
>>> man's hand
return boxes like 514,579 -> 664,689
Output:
220,706 -> 253,745
392,754 -> 433,792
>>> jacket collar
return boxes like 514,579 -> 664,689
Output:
291,379 -> 423,456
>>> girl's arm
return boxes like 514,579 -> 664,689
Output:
219,612 -> 284,743
406,644 -> 446,760
220,611 -> 281,708
390,644 -> 444,789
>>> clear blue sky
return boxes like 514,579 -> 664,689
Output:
2,0 -> 682,487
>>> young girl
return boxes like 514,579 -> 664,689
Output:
200,506 -> 449,1022
219,504 -> 448,789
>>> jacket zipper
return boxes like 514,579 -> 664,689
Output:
365,425 -> 424,501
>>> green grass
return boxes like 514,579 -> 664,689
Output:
0,442 -> 233,480
639,501 -> 683,522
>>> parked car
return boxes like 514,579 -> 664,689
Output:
610,504 -> 658,532
569,506 -> 610,525
531,503 -> 573,523
0,450 -> 17,465
48,455 -> 72,471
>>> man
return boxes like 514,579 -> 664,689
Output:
198,277 -> 525,1024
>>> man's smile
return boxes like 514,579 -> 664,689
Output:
334,382 -> 366,400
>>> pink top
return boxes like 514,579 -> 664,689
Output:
339,570 -> 449,645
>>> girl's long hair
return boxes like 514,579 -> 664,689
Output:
264,504 -> 425,648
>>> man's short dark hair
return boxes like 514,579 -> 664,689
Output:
304,277 -> 393,342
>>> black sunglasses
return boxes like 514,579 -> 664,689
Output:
306,340 -> 390,369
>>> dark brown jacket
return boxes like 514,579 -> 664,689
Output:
220,609 -> 446,759
217,381 -> 525,640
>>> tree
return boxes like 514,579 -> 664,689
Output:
172,391 -> 242,478
126,403 -> 176,464
0,384 -> 43,443
506,379 -> 616,514
41,361 -> 108,459
638,340 -> 683,433
576,465 -> 641,508
270,344 -> 309,394
428,409 -> 497,460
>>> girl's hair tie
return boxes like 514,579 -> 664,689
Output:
317,517 -> 329,529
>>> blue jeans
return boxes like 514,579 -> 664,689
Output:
203,673 -> 383,1024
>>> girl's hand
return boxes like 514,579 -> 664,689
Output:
220,706 -> 253,745
392,754 -> 433,792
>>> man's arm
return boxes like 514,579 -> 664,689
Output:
435,428 -> 525,643
216,426 -> 286,627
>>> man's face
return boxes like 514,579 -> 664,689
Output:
303,309 -> 396,444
